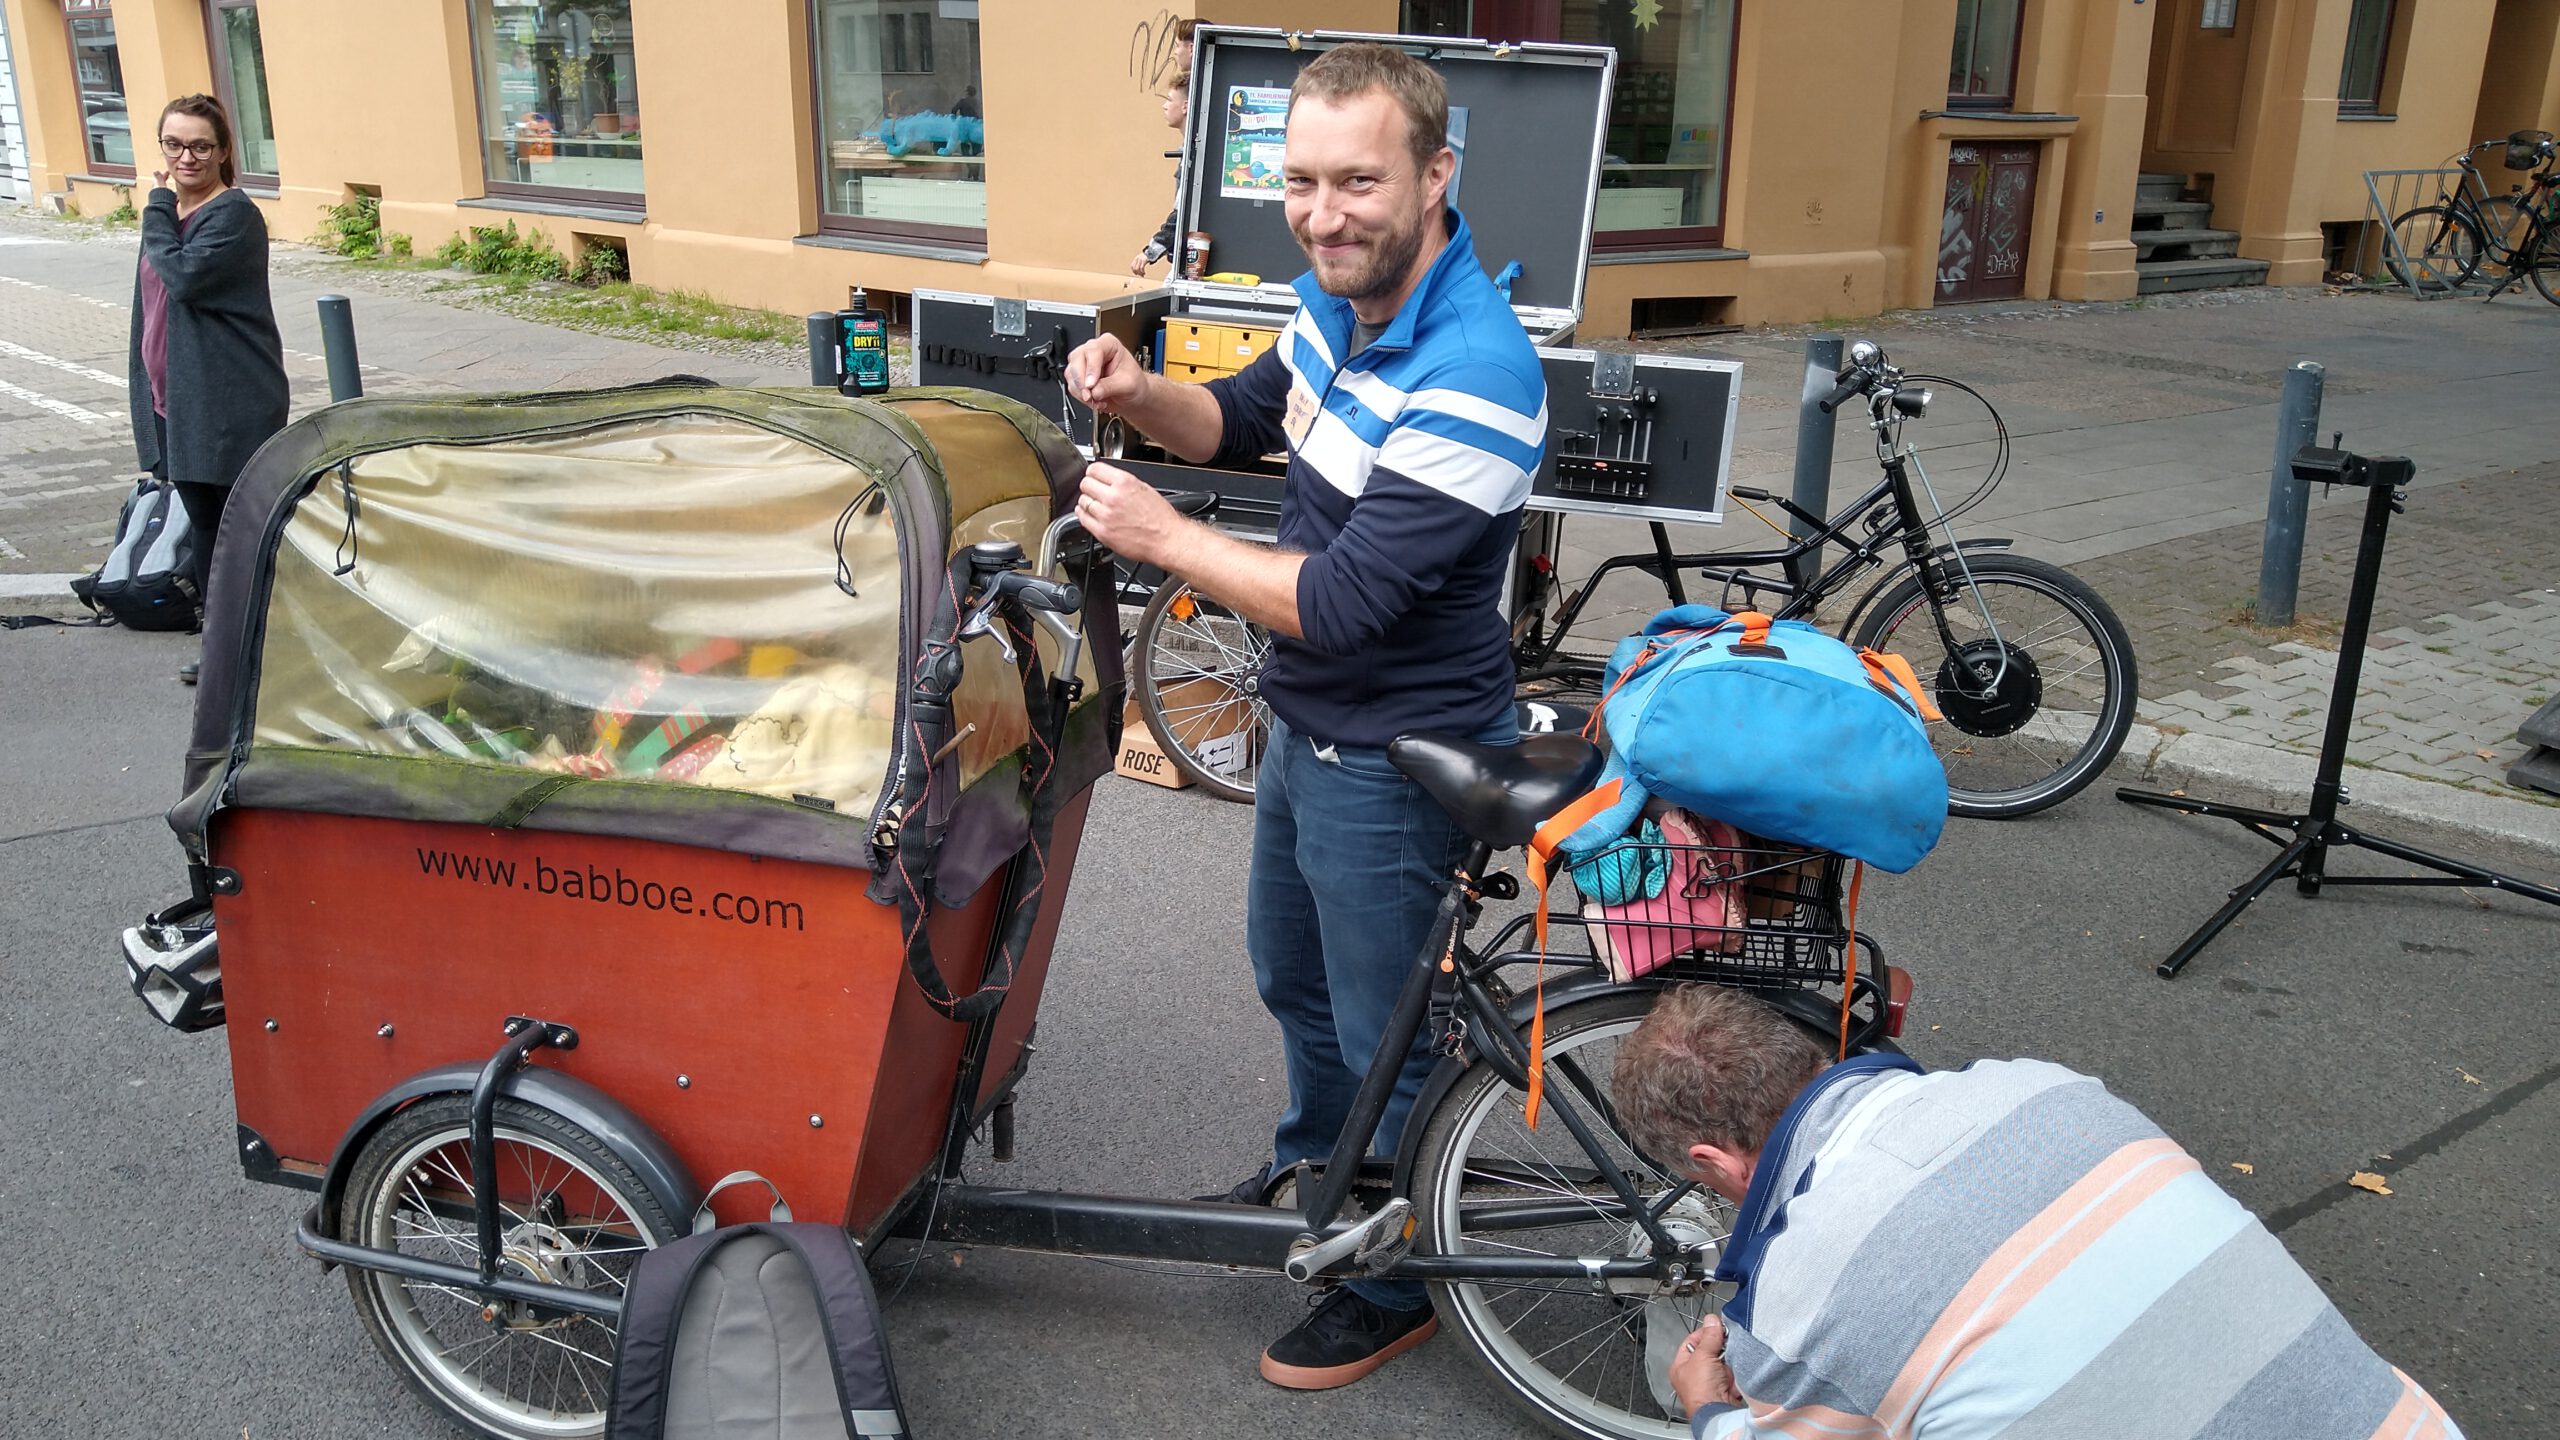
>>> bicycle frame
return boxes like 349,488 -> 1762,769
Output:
1515,401 -> 2007,691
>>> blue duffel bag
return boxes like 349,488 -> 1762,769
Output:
1563,605 -> 1949,873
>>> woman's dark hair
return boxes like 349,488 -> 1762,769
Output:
158,93 -> 237,187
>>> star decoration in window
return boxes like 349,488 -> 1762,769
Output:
1633,0 -> 1664,30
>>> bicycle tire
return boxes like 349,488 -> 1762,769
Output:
2524,220 -> 2560,307
1413,987 -> 1726,1440
2384,205 -> 2484,292
1132,579 -> 1272,803
1849,553 -> 2137,819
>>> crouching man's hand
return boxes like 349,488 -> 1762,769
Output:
1672,1314 -> 1742,1418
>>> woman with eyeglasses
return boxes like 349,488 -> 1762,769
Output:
129,93 -> 289,685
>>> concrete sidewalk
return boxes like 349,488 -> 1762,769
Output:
4,210 -> 2555,851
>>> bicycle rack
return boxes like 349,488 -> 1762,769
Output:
2358,166 -> 2478,298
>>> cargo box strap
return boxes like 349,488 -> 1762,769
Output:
879,549 -> 1076,1023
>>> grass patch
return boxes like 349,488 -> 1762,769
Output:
101,186 -> 137,227
2287,706 -> 2316,720
2424,643 -> 2454,655
505,282 -> 806,345
2227,705 -> 2253,717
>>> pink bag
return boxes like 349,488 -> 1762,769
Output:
1583,809 -> 1749,980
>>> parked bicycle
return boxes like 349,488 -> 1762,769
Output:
1134,340 -> 2139,819
2385,129 -> 2560,303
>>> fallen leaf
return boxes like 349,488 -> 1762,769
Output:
2460,1070 -> 2483,1085
2348,1171 -> 2393,1196
2230,1162 -> 2254,1175
2477,748 -> 2497,761
2169,788 -> 2187,798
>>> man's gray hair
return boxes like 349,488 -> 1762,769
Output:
1611,986 -> 1832,1167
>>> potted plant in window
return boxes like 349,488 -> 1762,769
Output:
588,22 -> 622,137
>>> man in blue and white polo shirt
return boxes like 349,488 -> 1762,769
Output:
1067,40 -> 1547,1391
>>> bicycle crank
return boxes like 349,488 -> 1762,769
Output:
1934,638 -> 2042,738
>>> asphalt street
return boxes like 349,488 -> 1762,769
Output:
3,621 -> 2555,1440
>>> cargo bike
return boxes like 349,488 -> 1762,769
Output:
120,373 -> 1912,1440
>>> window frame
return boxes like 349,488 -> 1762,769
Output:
2336,0 -> 2397,115
201,0 -> 278,190
463,0 -> 646,213
806,0 -> 988,250
1946,0 -> 2024,112
1402,0 -> 1742,253
62,0 -> 135,180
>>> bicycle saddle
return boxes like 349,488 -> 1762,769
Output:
1387,732 -> 1605,848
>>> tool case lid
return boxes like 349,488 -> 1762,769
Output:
1173,26 -> 1614,336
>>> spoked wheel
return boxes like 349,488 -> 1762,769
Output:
1414,990 -> 1732,1440
1850,553 -> 2137,818
2525,227 -> 2560,307
2384,205 -> 2484,292
340,1095 -> 679,1440
1132,579 -> 1272,802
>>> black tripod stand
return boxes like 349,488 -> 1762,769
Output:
2118,445 -> 2560,978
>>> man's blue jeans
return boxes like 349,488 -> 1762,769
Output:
1248,715 -> 1511,1311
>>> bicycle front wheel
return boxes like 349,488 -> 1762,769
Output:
1851,553 -> 2137,819
2524,222 -> 2560,307
2385,205 -> 2484,292
1415,988 -> 1731,1440
1132,579 -> 1272,803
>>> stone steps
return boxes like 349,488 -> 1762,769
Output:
2136,255 -> 2275,293
2130,177 -> 2265,295
2133,226 -> 2242,260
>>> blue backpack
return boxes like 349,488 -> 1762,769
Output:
1564,605 -> 1949,873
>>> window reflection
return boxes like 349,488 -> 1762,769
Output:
814,0 -> 987,237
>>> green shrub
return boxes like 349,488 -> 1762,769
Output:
437,220 -> 566,280
316,192 -> 384,257
570,241 -> 629,287
103,187 -> 138,226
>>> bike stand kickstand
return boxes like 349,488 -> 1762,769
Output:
2117,446 -> 2560,979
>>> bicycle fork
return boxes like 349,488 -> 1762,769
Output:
1883,446 -> 2010,694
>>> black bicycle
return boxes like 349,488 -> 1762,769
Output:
2385,130 -> 2560,303
1134,340 -> 2139,819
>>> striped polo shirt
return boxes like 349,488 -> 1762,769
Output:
1204,207 -> 1548,748
1699,1055 -> 2465,1439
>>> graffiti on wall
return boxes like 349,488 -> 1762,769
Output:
1130,10 -> 1187,91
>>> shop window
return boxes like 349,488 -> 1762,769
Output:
812,0 -> 985,244
2199,0 -> 2238,30
1948,0 -> 2022,110
63,0 -> 131,176
1402,0 -> 1740,251
2337,0 -> 2395,114
468,0 -> 643,208
205,0 -> 278,185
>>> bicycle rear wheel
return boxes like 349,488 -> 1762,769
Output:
1131,579 -> 1272,802
1414,988 -> 1729,1440
2385,205 -> 2484,292
2524,222 -> 2560,307
1850,553 -> 2137,819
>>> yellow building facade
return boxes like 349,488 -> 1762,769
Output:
7,0 -> 2557,335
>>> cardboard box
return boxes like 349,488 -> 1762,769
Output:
1115,678 -> 1255,789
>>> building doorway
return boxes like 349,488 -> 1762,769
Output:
1937,141 -> 2039,303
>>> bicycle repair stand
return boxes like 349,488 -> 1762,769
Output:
2118,445 -> 2560,979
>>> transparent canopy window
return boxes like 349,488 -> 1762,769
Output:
814,0 -> 987,236
256,419 -> 914,816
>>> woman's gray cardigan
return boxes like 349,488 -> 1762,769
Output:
128,186 -> 290,491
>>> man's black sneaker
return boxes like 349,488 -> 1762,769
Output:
1193,1163 -> 1276,1206
1258,1288 -> 1438,1390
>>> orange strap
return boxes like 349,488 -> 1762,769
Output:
1522,778 -> 1624,1129
1735,611 -> 1773,647
1860,649 -> 1944,723
1836,861 -> 1864,1060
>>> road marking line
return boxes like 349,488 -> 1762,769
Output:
0,338 -> 127,388
0,535 -> 25,560
0,274 -> 126,309
0,376 -> 111,425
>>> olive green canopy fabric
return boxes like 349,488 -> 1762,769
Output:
172,380 -> 1119,898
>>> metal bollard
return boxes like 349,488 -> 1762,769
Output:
316,295 -> 362,402
807,312 -> 842,389
1788,334 -> 1845,588
2255,361 -> 2325,628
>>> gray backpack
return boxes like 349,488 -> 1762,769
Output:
608,1178 -> 912,1440
72,477 -> 200,631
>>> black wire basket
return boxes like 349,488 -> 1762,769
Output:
2504,130 -> 2554,172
